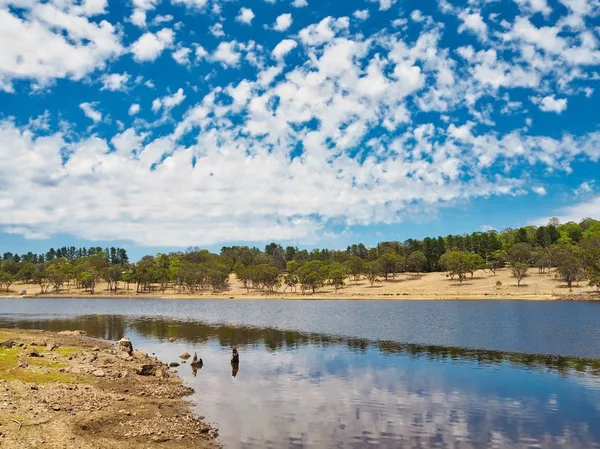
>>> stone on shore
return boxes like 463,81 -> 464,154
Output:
116,337 -> 134,355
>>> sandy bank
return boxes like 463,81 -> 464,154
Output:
1,269 -> 599,301
0,329 -> 219,448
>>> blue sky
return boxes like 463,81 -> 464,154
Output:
0,0 -> 599,258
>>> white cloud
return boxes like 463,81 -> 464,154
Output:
368,0 -> 396,11
0,3 -> 123,92
574,181 -> 594,195
152,88 -> 186,113
212,41 -> 242,67
101,73 -> 130,91
458,11 -> 488,39
172,47 -> 192,65
128,103 -> 141,116
532,186 -> 547,195
536,95 -> 568,113
210,23 -> 225,37
131,28 -> 175,62
291,0 -> 308,7
79,102 -> 102,123
236,7 -> 255,25
273,13 -> 293,32
272,39 -> 298,59
353,10 -> 369,21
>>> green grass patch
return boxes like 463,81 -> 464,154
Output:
0,347 -> 75,384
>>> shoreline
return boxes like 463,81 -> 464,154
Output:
0,291 -> 596,301
0,328 -> 219,448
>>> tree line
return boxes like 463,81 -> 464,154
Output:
1,218 -> 599,295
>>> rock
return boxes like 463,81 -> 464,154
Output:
168,337 -> 176,342
28,350 -> 41,357
52,405 -> 61,411
115,337 -> 133,355
155,369 -> 166,378
46,342 -> 58,351
136,364 -> 156,376
169,362 -> 180,368
92,370 -> 106,378
91,346 -> 100,352
117,352 -> 133,361
0,340 -> 15,348
151,435 -> 170,443
18,359 -> 28,368
30,340 -> 46,347
179,352 -> 191,360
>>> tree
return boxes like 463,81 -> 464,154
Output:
508,243 -> 533,265
487,250 -> 506,275
510,263 -> 529,287
0,270 -> 13,292
378,252 -> 405,280
345,255 -> 364,283
296,261 -> 328,294
553,245 -> 585,289
466,253 -> 485,278
327,263 -> 349,292
406,251 -> 427,275
364,261 -> 382,287
439,250 -> 470,285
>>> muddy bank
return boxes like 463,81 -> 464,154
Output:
0,328 -> 219,448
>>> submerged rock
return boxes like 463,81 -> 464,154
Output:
179,352 -> 191,360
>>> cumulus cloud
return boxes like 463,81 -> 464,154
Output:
273,13 -> 293,32
353,10 -> 369,21
236,7 -> 255,25
0,3 -> 123,92
368,0 -> 396,11
272,39 -> 298,59
79,102 -> 102,123
212,41 -> 242,67
128,104 -> 141,116
130,28 -> 175,62
536,95 -> 568,113
101,73 -> 130,91
151,88 -> 186,113
1,0 -> 600,246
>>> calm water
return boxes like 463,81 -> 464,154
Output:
1,298 -> 600,448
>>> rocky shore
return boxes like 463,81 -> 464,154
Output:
0,329 -> 220,448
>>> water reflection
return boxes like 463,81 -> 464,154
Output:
2,314 -> 600,448
2,314 -> 600,377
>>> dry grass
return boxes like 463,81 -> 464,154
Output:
2,268 -> 598,300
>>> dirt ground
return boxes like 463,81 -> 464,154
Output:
0,329 -> 219,448
3,268 -> 599,300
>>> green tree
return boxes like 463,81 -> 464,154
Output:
553,245 -> 586,289
510,263 -> 529,287
406,251 -> 427,275
378,252 -> 405,280
364,261 -> 382,287
327,263 -> 349,292
345,255 -> 364,283
439,250 -> 471,285
297,261 -> 328,294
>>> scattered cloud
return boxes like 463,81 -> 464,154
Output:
101,73 -> 130,91
128,103 -> 141,116
130,29 -> 175,62
236,7 -> 255,25
79,102 -> 102,123
273,13 -> 293,32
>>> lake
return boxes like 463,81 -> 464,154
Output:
1,298 -> 600,448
